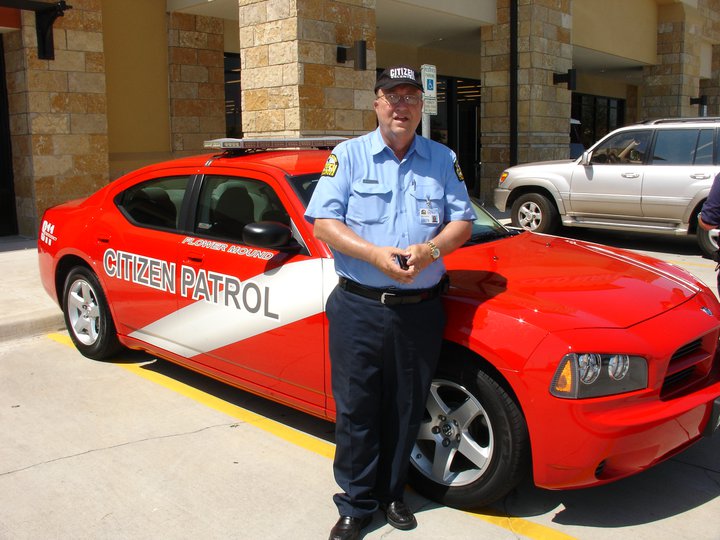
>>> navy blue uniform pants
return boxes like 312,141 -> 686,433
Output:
326,285 -> 446,518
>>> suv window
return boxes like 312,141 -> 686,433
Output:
117,176 -> 190,230
650,129 -> 715,165
590,130 -> 651,165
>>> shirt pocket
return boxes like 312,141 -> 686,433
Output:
347,180 -> 393,225
411,181 -> 445,226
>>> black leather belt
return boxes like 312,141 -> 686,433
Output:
338,276 -> 448,306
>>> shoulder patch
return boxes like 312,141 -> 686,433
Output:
453,159 -> 465,182
322,154 -> 339,178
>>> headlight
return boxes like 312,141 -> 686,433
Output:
499,171 -> 509,184
550,353 -> 648,399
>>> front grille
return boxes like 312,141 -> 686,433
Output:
660,335 -> 716,399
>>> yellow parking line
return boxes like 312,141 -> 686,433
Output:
48,332 -> 576,540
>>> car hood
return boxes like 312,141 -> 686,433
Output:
445,232 -> 701,332
507,159 -> 575,171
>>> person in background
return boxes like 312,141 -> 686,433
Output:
305,65 -> 476,540
699,171 -> 720,294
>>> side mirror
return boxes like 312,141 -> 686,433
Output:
243,221 -> 293,249
580,151 -> 591,166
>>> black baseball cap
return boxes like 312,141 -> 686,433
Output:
374,65 -> 424,93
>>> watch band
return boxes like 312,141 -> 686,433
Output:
427,241 -> 440,260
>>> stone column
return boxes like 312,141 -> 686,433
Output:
239,0 -> 376,138
480,0 -> 572,200
641,3 -> 704,119
168,12 -> 226,154
4,0 -> 108,237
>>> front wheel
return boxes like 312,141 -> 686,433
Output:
62,266 -> 122,360
510,193 -> 559,233
408,358 -> 530,509
697,226 -> 719,259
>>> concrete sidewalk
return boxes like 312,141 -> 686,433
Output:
0,236 -> 65,342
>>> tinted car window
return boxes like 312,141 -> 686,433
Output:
117,176 -> 189,230
694,129 -> 714,164
590,129 -> 651,165
651,129 -> 701,165
195,175 -> 290,243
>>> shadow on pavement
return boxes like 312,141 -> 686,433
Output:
104,347 -> 720,530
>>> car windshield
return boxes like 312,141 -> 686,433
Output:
289,174 -> 516,245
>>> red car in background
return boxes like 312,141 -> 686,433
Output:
38,137 -> 720,509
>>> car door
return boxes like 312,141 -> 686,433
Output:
134,169 -> 328,413
569,129 -> 652,218
95,173 -> 192,335
641,128 -> 719,221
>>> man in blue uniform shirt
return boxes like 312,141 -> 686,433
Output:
699,171 -> 720,294
305,65 -> 476,540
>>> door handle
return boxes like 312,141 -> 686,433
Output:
621,172 -> 640,178
183,253 -> 203,264
690,173 -> 711,179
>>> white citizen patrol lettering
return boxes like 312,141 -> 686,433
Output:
103,249 -> 176,293
128,258 -> 335,359
390,67 -> 414,80
179,265 -> 279,320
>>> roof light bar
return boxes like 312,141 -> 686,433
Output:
204,137 -> 346,151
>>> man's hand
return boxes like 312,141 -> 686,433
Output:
371,246 -> 416,284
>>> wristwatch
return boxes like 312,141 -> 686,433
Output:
427,241 -> 440,261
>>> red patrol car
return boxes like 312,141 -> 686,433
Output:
38,137 -> 720,509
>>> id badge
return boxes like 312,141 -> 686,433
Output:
419,207 -> 440,224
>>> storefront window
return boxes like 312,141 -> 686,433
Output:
225,53 -> 241,138
572,93 -> 625,149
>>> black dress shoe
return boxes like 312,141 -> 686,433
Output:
328,515 -> 372,540
382,500 -> 417,530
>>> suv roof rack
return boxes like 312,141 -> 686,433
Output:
641,117 -> 720,125
204,136 -> 346,155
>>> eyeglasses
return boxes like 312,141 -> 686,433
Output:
378,93 -> 422,106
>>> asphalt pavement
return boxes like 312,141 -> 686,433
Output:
1,231 -> 719,539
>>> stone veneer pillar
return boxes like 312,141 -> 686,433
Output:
239,0 -> 377,138
168,12 -> 226,154
480,0 -> 572,201
3,0 -> 108,237
641,3 -> 705,119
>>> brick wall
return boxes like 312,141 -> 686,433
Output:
239,0 -> 376,138
3,0 -> 108,237
480,0 -> 572,197
168,12 -> 225,153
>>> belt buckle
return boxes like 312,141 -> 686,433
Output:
380,292 -> 396,305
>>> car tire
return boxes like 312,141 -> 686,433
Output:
408,357 -> 530,509
510,193 -> 559,233
62,266 -> 122,360
697,227 -> 719,259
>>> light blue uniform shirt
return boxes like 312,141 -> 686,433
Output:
305,128 -> 476,289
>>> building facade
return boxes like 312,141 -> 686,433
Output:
2,0 -> 720,237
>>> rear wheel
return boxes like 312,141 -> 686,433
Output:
62,266 -> 122,360
697,226 -> 719,259
510,192 -> 559,233
408,357 -> 530,509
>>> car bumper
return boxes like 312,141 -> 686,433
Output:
493,188 -> 510,212
519,294 -> 720,490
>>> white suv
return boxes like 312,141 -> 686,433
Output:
494,118 -> 720,257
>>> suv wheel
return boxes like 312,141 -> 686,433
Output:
510,193 -> 559,233
697,227 -> 719,259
